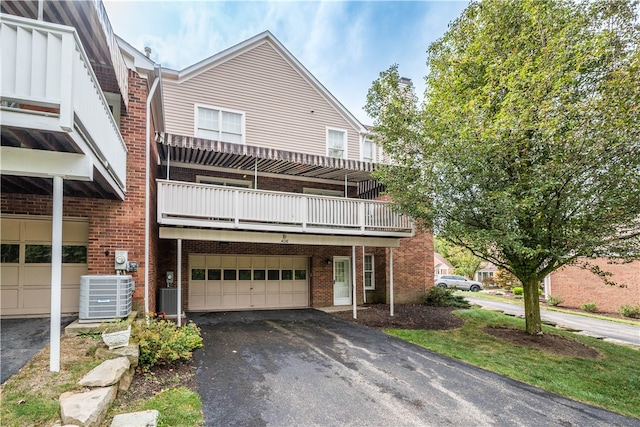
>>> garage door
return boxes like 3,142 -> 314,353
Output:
189,255 -> 309,310
0,216 -> 88,316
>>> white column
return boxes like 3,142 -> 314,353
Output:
389,247 -> 394,317
49,176 -> 63,372
177,239 -> 182,327
352,245 -> 357,319
362,246 -> 366,304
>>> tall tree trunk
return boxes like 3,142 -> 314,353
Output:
523,278 -> 542,335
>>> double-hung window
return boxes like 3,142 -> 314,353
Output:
327,128 -> 347,159
196,105 -> 244,144
362,137 -> 375,163
364,254 -> 375,290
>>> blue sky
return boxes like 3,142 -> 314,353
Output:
103,0 -> 469,124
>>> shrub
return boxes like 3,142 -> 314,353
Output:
422,286 -> 470,308
512,287 -> 523,295
547,296 -> 564,306
619,305 -> 640,318
581,302 -> 598,313
493,269 -> 521,290
133,319 -> 203,371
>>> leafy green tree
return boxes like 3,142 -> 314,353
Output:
366,0 -> 640,334
434,237 -> 482,279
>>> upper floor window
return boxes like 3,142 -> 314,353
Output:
195,105 -> 245,144
327,128 -> 347,159
362,137 -> 375,163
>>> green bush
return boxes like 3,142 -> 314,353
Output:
547,295 -> 564,306
512,287 -> 523,295
619,305 -> 640,318
422,286 -> 470,308
581,302 -> 598,313
133,320 -> 203,371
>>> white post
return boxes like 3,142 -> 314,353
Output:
49,176 -> 63,372
352,245 -> 357,319
254,157 -> 258,189
362,246 -> 367,304
177,239 -> 182,327
389,247 -> 394,317
38,0 -> 44,20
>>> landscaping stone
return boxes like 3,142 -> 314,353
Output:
95,343 -> 140,368
59,386 -> 117,427
118,366 -> 136,393
110,410 -> 159,427
78,357 -> 130,387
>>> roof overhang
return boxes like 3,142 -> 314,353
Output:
157,133 -> 378,183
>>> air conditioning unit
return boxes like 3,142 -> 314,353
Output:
79,275 -> 134,323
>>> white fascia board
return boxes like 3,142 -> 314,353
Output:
0,146 -> 93,180
159,227 -> 401,248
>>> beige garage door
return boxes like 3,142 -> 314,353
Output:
189,255 -> 309,310
0,216 -> 88,316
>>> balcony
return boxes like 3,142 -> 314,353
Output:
157,180 -> 414,237
1,14 -> 127,196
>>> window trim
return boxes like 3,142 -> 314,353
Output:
360,135 -> 376,163
364,254 -> 375,290
196,175 -> 253,188
303,187 -> 344,197
326,127 -> 348,159
194,104 -> 246,145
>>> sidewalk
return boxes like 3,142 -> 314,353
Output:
463,295 -> 640,349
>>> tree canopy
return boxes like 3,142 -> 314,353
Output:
365,0 -> 640,334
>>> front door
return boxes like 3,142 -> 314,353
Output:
333,257 -> 351,305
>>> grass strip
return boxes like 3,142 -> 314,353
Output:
386,308 -> 640,419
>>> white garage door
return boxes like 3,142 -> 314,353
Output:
0,216 -> 88,316
189,255 -> 309,310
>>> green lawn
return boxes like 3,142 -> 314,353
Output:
387,308 -> 640,419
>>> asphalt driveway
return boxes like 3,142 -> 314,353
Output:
189,309 -> 638,427
1,316 -> 75,384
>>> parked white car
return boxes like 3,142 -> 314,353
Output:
434,274 -> 483,292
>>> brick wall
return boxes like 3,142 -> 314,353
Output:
385,231 -> 433,304
550,259 -> 640,313
1,69 -> 157,313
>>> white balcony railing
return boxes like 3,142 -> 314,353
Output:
1,14 -> 127,191
157,180 -> 414,237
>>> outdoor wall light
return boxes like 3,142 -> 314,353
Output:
325,259 -> 332,265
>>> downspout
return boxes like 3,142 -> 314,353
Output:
145,69 -> 161,317
362,246 -> 366,304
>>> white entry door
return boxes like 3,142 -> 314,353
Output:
333,257 -> 351,305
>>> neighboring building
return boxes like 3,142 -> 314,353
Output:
547,259 -> 640,313
475,262 -> 497,283
434,252 -> 454,275
1,1 -> 163,318
1,2 -> 433,324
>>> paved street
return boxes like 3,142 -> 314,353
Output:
189,309 -> 639,427
463,295 -> 640,346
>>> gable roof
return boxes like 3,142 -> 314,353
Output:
161,31 -> 367,134
434,252 -> 454,270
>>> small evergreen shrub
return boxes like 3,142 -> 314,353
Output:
133,319 -> 203,371
512,287 -> 523,296
619,305 -> 640,318
422,286 -> 470,308
547,296 -> 564,306
581,302 -> 598,313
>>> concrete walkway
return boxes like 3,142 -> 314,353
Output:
463,295 -> 640,347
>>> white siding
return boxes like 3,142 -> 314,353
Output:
163,41 -> 362,160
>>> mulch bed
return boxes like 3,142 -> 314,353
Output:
332,304 -> 464,330
332,303 -> 599,359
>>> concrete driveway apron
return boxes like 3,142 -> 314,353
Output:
189,309 -> 639,427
